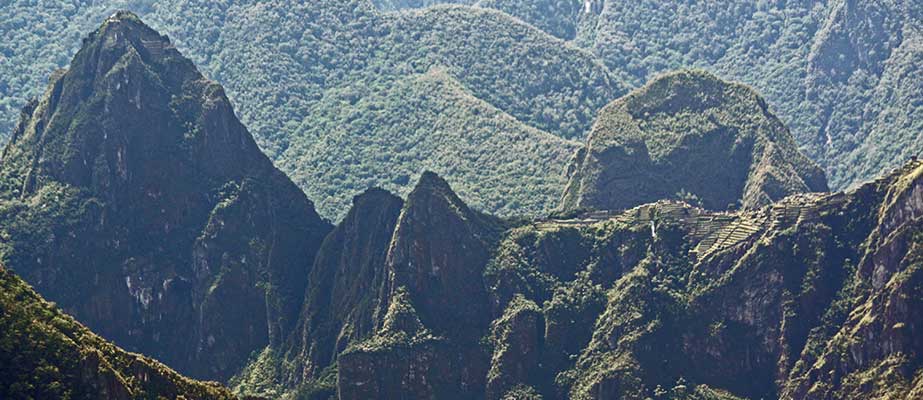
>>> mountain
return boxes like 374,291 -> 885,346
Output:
0,12 -> 331,382
190,1 -> 620,219
563,0 -> 923,190
232,158 -> 923,399
560,70 -> 828,212
233,172 -> 504,398
0,0 -> 622,220
1,6 -> 922,400
356,0 -> 923,192
6,1 -> 916,217
0,264 -> 237,400
562,160 -> 923,400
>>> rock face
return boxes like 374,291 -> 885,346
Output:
379,171 -> 501,340
337,288 -> 461,399
0,12 -> 331,381
485,295 -> 545,400
287,188 -> 404,382
233,172 -> 502,398
561,70 -> 828,212
256,160 -> 923,400
552,161 -> 923,400
352,171 -> 501,395
0,265 -> 238,400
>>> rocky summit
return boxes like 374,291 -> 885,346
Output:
0,12 -> 331,382
561,70 -> 828,213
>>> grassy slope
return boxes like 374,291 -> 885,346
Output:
0,265 -> 236,400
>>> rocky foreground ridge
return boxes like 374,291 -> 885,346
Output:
234,157 -> 923,400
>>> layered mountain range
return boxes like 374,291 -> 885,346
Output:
1,8 -> 922,400
2,0 -> 920,220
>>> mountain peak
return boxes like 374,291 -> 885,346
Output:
0,14 -> 332,381
413,170 -> 452,193
86,10 -> 180,69
561,70 -> 827,212
105,10 -> 143,23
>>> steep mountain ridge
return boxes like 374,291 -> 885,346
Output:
0,264 -> 238,400
0,0 -> 621,220
561,70 -> 828,213
233,172 -> 504,398
0,12 -> 331,382
229,156 -> 923,400
364,0 -> 923,192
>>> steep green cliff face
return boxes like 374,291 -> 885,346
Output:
531,161 -> 923,400
232,172 -> 503,399
288,188 -> 404,384
561,70 -> 828,213
240,160 -> 923,400
805,0 -> 923,188
335,172 -> 503,399
0,265 -> 238,400
0,12 -> 332,382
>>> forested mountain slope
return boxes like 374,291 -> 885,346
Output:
0,0 -> 621,220
0,12 -> 331,382
0,265 -> 238,400
234,160 -> 923,400
580,0 -> 923,190
3,1 -> 919,214
368,0 -> 923,191
561,70 -> 828,212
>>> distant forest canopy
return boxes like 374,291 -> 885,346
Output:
1,0 -> 920,219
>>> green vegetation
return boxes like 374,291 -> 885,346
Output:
560,70 -> 827,212
0,12 -> 332,383
0,265 -> 236,400
3,1 -> 919,216
574,0 -> 922,189
276,159 -> 923,399
2,5 -> 922,400
344,0 -> 923,190
1,0 -> 620,220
